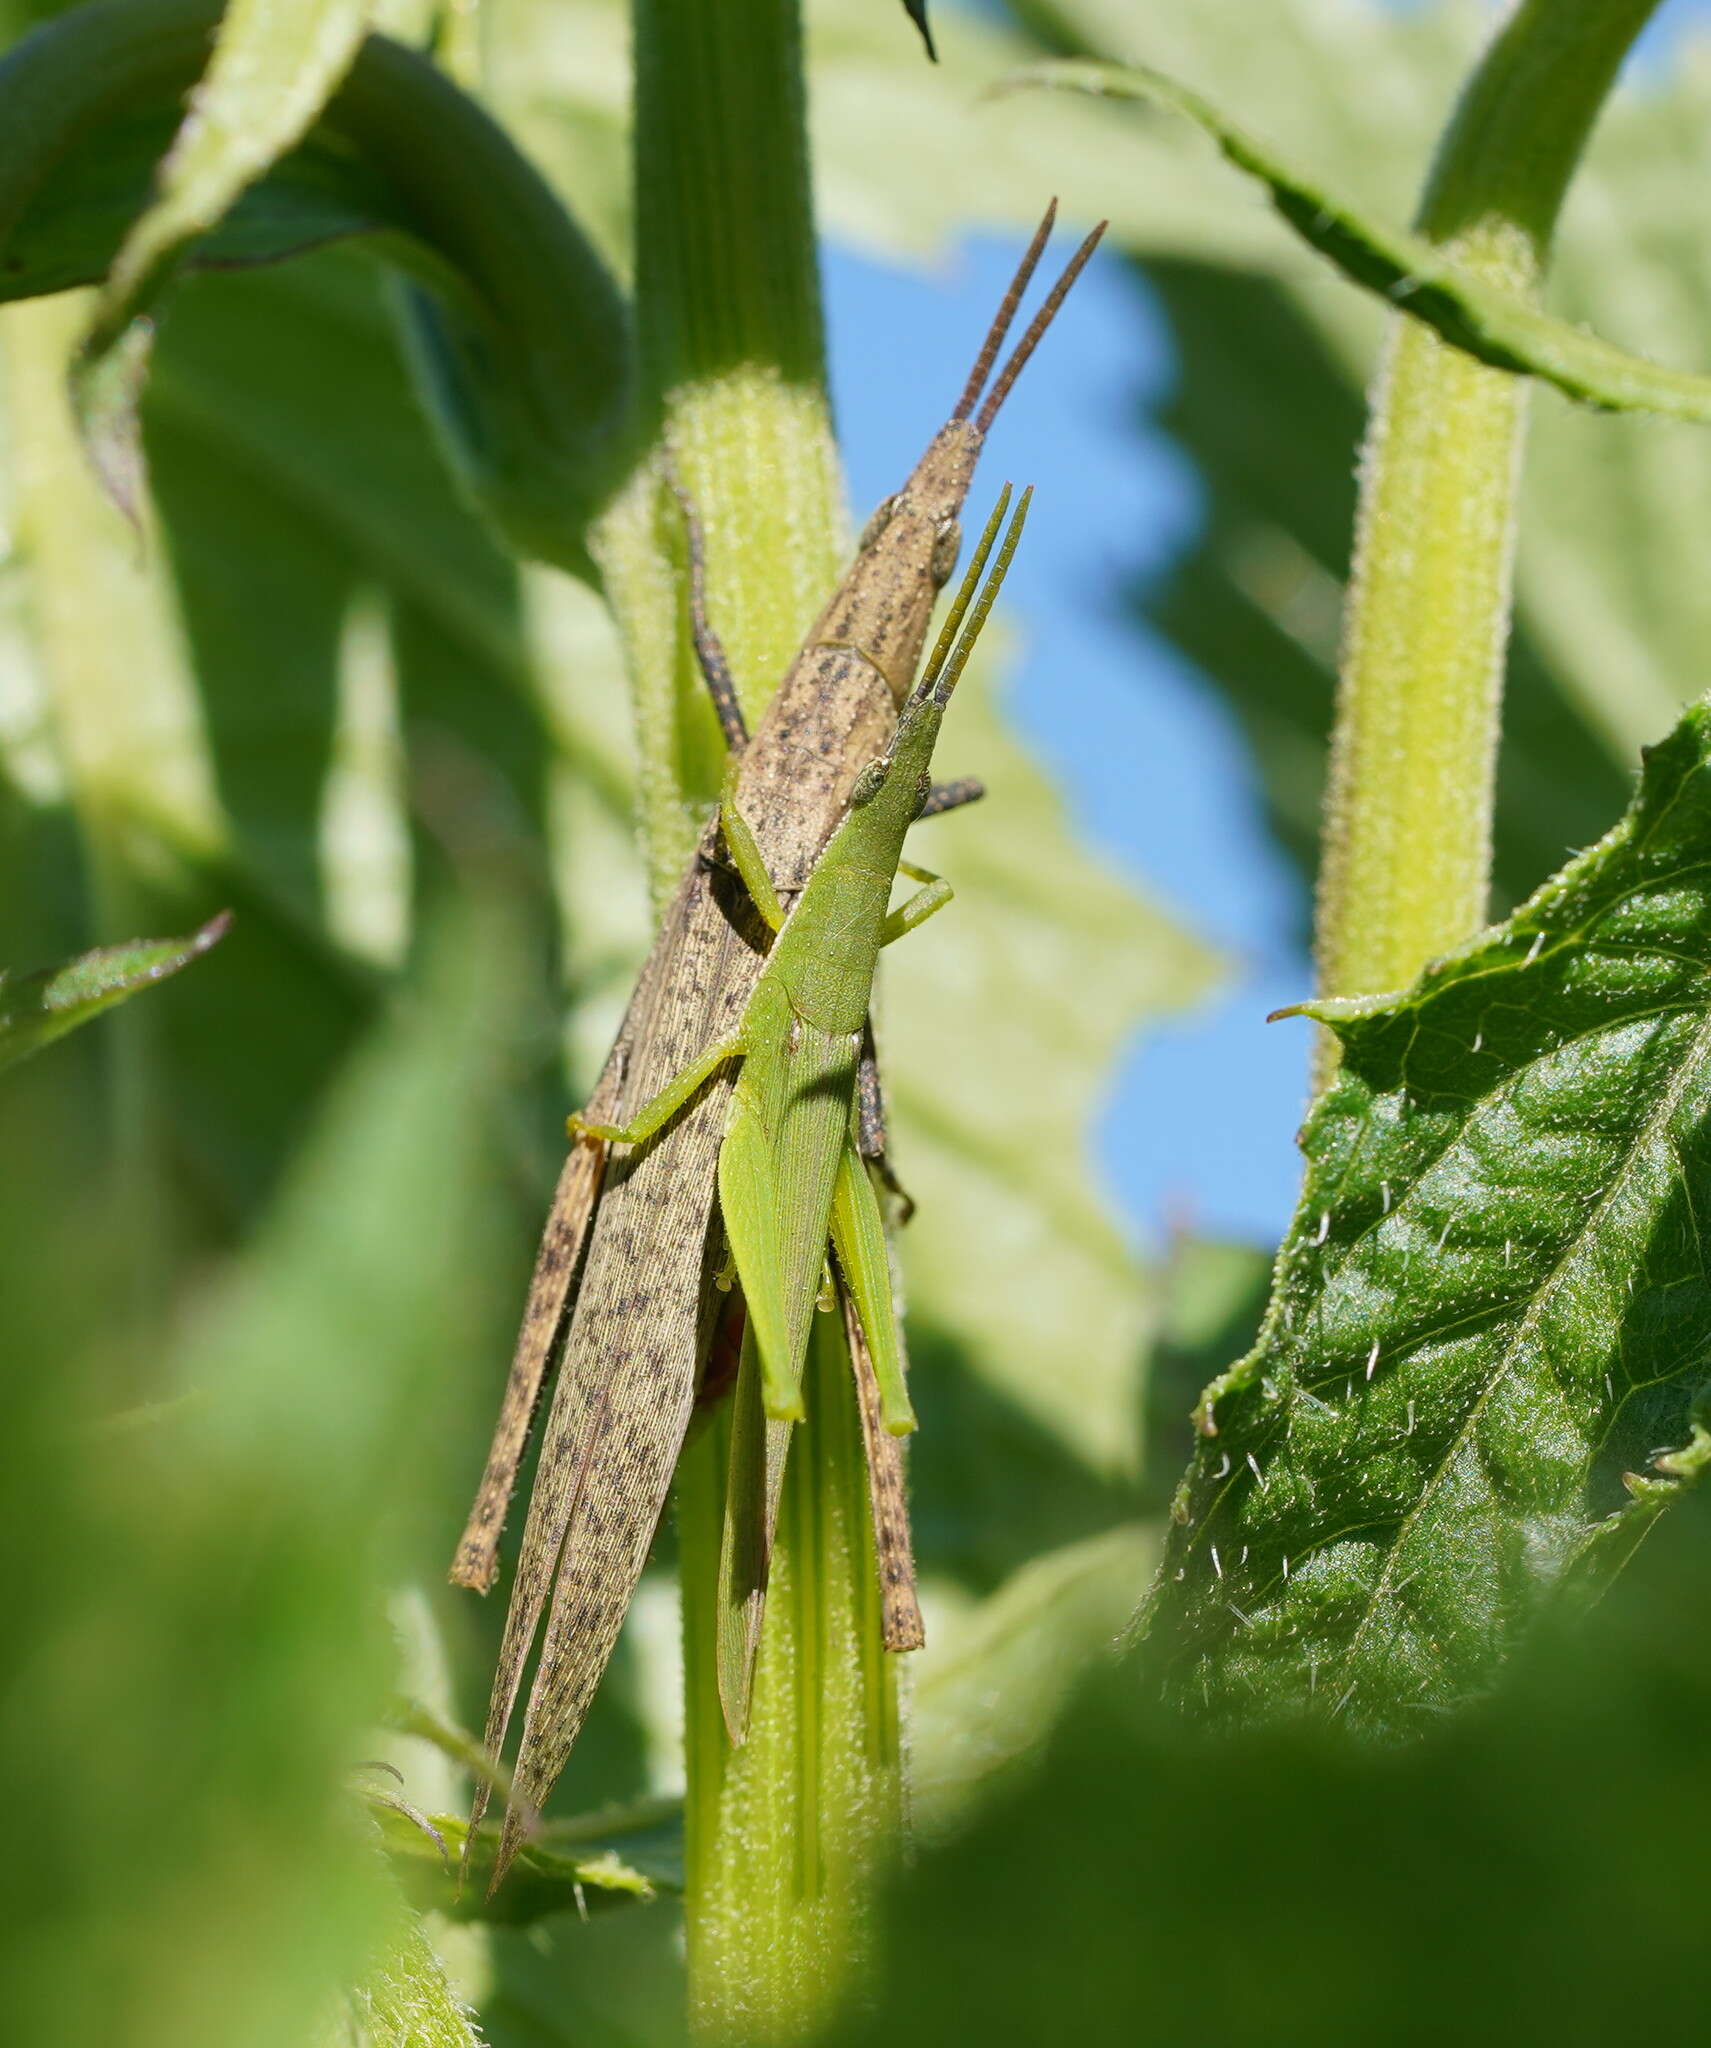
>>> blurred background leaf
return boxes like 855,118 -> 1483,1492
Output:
829,1480 -> 1711,2047
0,900 -> 521,2045
0,908 -> 225,1068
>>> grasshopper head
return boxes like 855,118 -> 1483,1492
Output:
852,208 -> 1104,612
842,480 -> 1033,831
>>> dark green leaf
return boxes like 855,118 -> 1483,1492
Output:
377,1796 -> 682,1927
85,0 -> 374,350
830,1486 -> 1711,2048
0,0 -> 634,568
1143,697 -> 1711,1727
71,0 -> 375,514
0,910 -> 227,1072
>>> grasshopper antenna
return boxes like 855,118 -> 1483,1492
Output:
950,203 -> 1056,422
914,484 -> 1033,706
974,222 -> 1106,435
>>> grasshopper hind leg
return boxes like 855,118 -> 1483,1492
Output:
856,1026 -> 915,1223
667,464 -> 748,753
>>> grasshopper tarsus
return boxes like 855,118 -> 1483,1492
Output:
903,0 -> 937,63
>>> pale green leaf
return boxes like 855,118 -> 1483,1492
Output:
910,1524 -> 1153,1834
1003,0 -> 1711,896
1142,696 -> 1711,1728
0,0 -> 633,567
1017,55 -> 1711,428
0,911 -> 227,1071
88,0 -> 376,358
75,0 -> 377,514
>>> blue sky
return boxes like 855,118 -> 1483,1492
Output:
824,0 -> 1711,1253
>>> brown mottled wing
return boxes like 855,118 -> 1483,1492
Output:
449,1052 -> 626,1594
474,835 -> 756,1891
844,1281 -> 924,1653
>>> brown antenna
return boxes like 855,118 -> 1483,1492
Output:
974,219 -> 1107,436
950,199 -> 1057,422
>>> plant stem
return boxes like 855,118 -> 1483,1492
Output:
680,1321 -> 901,2043
1314,0 -> 1661,1054
604,1 -> 903,2036
599,0 -> 844,908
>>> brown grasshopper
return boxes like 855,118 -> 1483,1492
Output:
449,203 -> 1102,1891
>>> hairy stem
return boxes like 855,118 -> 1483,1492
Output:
1314,0 -> 1661,1057
608,0 -> 902,2036
598,0 -> 844,907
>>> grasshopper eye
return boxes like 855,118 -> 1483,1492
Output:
859,495 -> 898,553
930,517 -> 962,587
913,771 -> 932,818
850,759 -> 887,806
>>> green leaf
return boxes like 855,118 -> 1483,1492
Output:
1142,696 -> 1711,1728
828,1486 -> 1711,2048
76,0 -> 377,516
0,0 -> 633,568
0,910 -> 227,1072
1015,56 -> 1711,429
0,902 -> 523,2046
375,1798 -> 681,1927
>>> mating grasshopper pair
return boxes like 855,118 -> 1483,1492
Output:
451,205 -> 1102,1893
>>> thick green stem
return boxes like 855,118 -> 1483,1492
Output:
680,1322 -> 901,2042
1314,0 -> 1660,1050
598,0 -> 844,906
604,0 -> 902,2036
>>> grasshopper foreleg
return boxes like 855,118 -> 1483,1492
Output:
717,775 -> 787,934
568,1032 -> 746,1148
881,860 -> 953,945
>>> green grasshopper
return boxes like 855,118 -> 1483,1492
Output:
571,489 -> 1027,1427
453,211 -> 1098,1894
